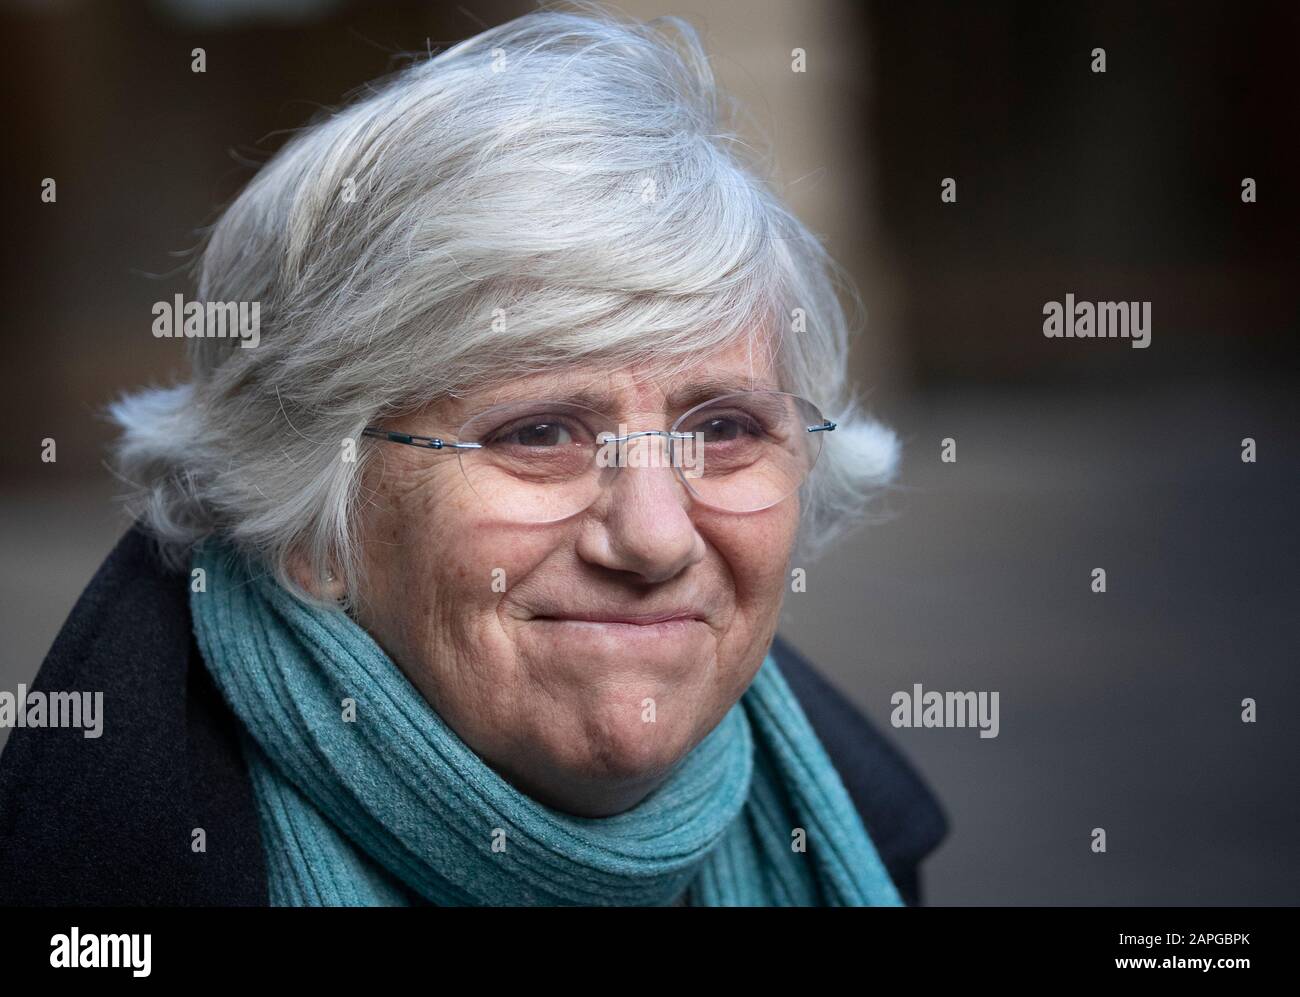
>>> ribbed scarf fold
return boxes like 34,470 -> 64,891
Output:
189,543 -> 903,907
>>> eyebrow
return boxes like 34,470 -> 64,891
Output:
462,376 -> 781,421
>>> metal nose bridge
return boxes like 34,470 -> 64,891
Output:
598,429 -> 697,444
595,429 -> 703,482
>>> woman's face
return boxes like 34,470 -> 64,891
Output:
351,338 -> 799,817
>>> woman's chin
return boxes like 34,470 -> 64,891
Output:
502,702 -> 703,813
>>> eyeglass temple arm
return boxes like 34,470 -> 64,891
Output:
807,420 -> 836,433
361,427 -> 483,450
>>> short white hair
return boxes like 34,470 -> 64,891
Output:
109,2 -> 899,604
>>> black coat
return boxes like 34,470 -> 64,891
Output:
0,525 -> 948,906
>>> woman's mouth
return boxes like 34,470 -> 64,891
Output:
535,610 -> 704,627
528,610 -> 709,646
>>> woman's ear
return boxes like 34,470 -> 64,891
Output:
321,567 -> 347,604
287,549 -> 347,603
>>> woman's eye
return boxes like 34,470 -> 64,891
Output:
691,415 -> 759,442
501,422 -> 573,447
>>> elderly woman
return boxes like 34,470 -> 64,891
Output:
0,7 -> 945,906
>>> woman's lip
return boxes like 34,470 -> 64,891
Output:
532,616 -> 705,639
534,612 -> 703,626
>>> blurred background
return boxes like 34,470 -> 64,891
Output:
1,0 -> 1296,904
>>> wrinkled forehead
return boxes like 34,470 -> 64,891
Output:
437,334 -> 781,424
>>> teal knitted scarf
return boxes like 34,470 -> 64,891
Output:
189,543 -> 903,907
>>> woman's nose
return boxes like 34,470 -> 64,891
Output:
575,458 -> 704,583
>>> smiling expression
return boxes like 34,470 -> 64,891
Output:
350,336 -> 799,817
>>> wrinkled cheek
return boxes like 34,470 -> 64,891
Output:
736,505 -> 799,595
